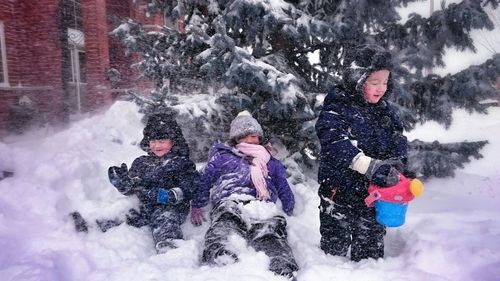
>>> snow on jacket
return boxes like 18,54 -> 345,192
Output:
315,85 -> 408,197
315,44 -> 408,199
191,142 -> 295,215
120,153 -> 199,214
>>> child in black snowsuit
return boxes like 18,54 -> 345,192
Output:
108,113 -> 199,253
315,44 -> 409,261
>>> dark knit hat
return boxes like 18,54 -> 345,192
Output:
229,111 -> 263,141
342,44 -> 394,95
142,114 -> 180,141
140,113 -> 190,157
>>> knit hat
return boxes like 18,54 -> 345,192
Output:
342,44 -> 394,95
140,113 -> 190,157
142,113 -> 180,141
229,111 -> 263,141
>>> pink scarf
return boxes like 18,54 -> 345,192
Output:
235,142 -> 271,200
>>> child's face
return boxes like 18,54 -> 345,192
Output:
237,134 -> 260,145
363,69 -> 390,104
149,139 -> 174,157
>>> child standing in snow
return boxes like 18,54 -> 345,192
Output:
190,111 -> 299,278
108,113 -> 199,253
315,44 -> 409,261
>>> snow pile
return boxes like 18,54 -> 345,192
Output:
1,101 -> 500,281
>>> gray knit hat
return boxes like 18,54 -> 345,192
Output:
229,111 -> 263,140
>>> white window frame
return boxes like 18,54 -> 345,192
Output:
0,21 -> 8,87
69,46 -> 86,83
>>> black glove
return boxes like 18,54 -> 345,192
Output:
108,163 -> 132,192
386,157 -> 405,172
365,159 -> 400,187
402,169 -> 417,179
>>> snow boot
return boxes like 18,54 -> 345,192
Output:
212,248 -> 239,266
125,208 -> 149,228
70,211 -> 88,233
0,170 -> 13,181
155,240 -> 178,254
96,218 -> 123,232
247,216 -> 299,277
201,242 -> 239,265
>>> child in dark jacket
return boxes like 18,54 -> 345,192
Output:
315,44 -> 409,261
190,111 -> 298,278
108,113 -> 199,253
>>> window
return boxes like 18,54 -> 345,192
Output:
0,21 -> 8,86
69,47 -> 86,83
62,0 -> 83,30
64,0 -> 85,84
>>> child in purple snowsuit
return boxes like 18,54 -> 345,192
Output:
315,44 -> 409,261
108,113 -> 199,253
190,111 -> 298,278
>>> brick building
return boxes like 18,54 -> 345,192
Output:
0,0 -> 166,137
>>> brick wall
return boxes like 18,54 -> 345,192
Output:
0,0 -> 165,138
0,0 -> 65,136
81,0 -> 113,110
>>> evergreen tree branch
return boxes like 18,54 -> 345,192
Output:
408,139 -> 489,179
396,54 -> 499,129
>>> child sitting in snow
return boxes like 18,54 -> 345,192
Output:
190,111 -> 299,278
107,113 -> 199,253
315,44 -> 410,261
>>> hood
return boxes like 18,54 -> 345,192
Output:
140,113 -> 190,158
341,44 -> 394,104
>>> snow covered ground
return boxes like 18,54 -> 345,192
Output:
1,101 -> 500,281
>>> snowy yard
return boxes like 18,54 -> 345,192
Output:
1,101 -> 499,281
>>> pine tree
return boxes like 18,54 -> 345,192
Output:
112,0 -> 499,178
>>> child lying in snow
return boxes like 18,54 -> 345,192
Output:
106,113 -> 199,253
190,111 -> 299,278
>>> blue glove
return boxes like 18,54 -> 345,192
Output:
157,188 -> 171,205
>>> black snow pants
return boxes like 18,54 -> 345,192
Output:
95,203 -> 189,251
319,184 -> 386,261
202,199 -> 299,277
149,204 -> 189,249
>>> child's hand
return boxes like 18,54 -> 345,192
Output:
385,157 -> 405,172
190,207 -> 205,226
108,163 -> 129,189
366,159 -> 400,187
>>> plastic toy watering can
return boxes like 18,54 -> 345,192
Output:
365,174 -> 424,227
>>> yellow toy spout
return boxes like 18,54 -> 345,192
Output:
409,178 -> 424,197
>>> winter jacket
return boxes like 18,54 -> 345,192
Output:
315,85 -> 408,198
315,44 -> 408,201
119,153 -> 199,214
192,142 -> 295,215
